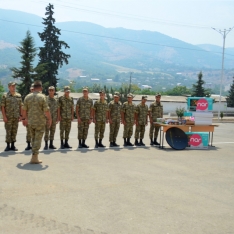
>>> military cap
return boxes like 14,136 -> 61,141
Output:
114,91 -> 120,97
155,93 -> 161,97
34,80 -> 42,86
127,93 -> 134,98
8,81 -> 16,86
142,95 -> 148,100
99,90 -> 105,94
82,87 -> 89,91
64,86 -> 71,92
48,86 -> 55,90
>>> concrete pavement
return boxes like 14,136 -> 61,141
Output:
0,122 -> 234,234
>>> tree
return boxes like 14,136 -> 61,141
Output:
10,31 -> 40,100
165,86 -> 191,96
191,72 -> 210,97
227,76 -> 234,107
37,3 -> 70,94
0,81 -> 5,102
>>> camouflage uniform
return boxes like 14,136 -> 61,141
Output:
122,102 -> 136,138
93,99 -> 109,139
109,100 -> 122,142
44,95 -> 59,141
26,126 -> 32,142
58,96 -> 74,140
23,92 -> 49,155
1,92 -> 22,143
76,96 -> 93,140
135,103 -> 148,139
149,101 -> 163,139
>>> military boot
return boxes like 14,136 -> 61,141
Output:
95,139 -> 99,148
123,138 -> 128,147
82,139 -> 89,148
10,142 -> 18,151
60,140 -> 65,149
109,142 -> 114,147
25,141 -> 32,150
113,141 -> 119,147
78,140 -> 83,148
127,138 -> 134,146
64,140 -> 72,148
30,154 -> 42,164
4,143 -> 11,152
49,140 -> 56,149
150,138 -> 154,146
153,138 -> 160,145
134,139 -> 140,146
98,139 -> 106,148
44,141 -> 48,150
139,139 -> 145,146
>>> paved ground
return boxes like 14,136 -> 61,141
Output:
0,122 -> 234,234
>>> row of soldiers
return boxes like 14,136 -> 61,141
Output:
1,81 -> 163,163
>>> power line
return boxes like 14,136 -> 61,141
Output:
34,0 -> 211,29
0,18 -> 234,57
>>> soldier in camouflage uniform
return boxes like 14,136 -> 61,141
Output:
1,82 -> 22,151
58,86 -> 74,149
93,90 -> 109,148
22,80 -> 51,164
108,92 -> 122,147
134,95 -> 148,146
76,87 -> 93,148
25,85 -> 34,151
149,93 -> 163,145
121,93 -> 136,147
44,86 -> 59,150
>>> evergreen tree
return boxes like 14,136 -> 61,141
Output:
10,30 -> 40,100
191,71 -> 210,97
227,76 -> 234,107
37,3 -> 70,94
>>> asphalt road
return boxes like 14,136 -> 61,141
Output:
0,122 -> 234,234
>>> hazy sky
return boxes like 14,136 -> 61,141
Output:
1,0 -> 234,47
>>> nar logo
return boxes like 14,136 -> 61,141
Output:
189,134 -> 202,146
196,99 -> 208,111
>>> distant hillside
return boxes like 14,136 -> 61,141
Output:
1,8 -> 234,75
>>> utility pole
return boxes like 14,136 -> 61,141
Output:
128,72 -> 132,94
212,27 -> 233,120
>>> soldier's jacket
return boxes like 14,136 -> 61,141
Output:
135,103 -> 148,125
93,99 -> 109,122
1,92 -> 22,119
109,100 -> 122,122
46,95 -> 59,121
58,96 -> 74,119
121,102 -> 136,123
149,101 -> 163,122
76,96 -> 93,120
23,91 -> 49,126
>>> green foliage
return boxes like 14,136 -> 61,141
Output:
176,107 -> 186,117
227,76 -> 234,107
164,86 -> 191,96
10,30 -> 40,100
37,3 -> 70,95
0,81 -> 5,102
191,71 -> 210,97
220,112 -> 224,119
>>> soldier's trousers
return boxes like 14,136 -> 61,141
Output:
123,122 -> 134,138
5,118 -> 19,143
26,125 -> 32,142
95,121 -> 106,139
78,119 -> 89,140
149,124 -> 160,139
60,118 -> 71,140
44,120 -> 57,141
28,124 -> 45,155
135,124 -> 146,139
109,121 -> 120,142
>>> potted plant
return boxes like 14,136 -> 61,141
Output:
176,107 -> 186,123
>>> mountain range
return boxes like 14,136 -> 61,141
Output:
0,8 -> 234,79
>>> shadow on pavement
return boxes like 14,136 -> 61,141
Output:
16,163 -> 49,171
